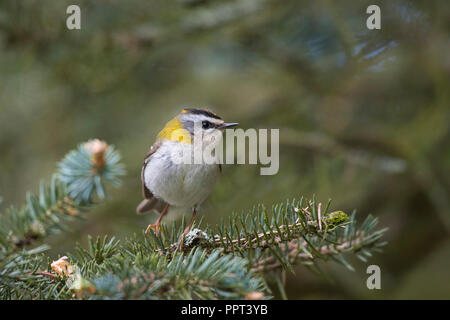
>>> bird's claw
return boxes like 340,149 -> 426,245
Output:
177,235 -> 185,252
145,223 -> 162,236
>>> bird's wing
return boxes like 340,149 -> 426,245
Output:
136,141 -> 167,215
141,141 -> 160,199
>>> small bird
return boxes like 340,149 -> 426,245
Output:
137,108 -> 238,244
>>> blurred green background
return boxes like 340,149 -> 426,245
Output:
0,0 -> 449,299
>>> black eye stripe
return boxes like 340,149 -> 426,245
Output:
202,121 -> 212,129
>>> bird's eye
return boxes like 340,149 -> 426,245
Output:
202,121 -> 212,129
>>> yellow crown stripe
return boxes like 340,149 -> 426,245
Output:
157,117 -> 192,144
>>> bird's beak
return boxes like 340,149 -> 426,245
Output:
218,122 -> 239,129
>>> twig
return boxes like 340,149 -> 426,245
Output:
34,270 -> 56,278
252,236 -> 364,272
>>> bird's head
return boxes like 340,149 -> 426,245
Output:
158,108 -> 238,146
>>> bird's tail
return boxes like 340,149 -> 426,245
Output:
136,196 -> 168,215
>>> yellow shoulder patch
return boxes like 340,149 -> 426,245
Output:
157,117 -> 192,144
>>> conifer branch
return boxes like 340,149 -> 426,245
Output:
0,139 -> 125,252
0,141 -> 387,300
144,200 -> 386,275
0,140 -> 124,299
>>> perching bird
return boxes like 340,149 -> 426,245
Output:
136,108 -> 238,243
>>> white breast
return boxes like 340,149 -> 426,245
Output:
144,141 -> 220,208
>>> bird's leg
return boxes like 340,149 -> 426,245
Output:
145,204 -> 169,236
184,207 -> 197,235
178,207 -> 197,251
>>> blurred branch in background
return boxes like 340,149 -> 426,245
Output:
281,129 -> 408,174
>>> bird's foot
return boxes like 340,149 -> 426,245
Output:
177,225 -> 193,251
145,223 -> 162,236
177,233 -> 185,252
